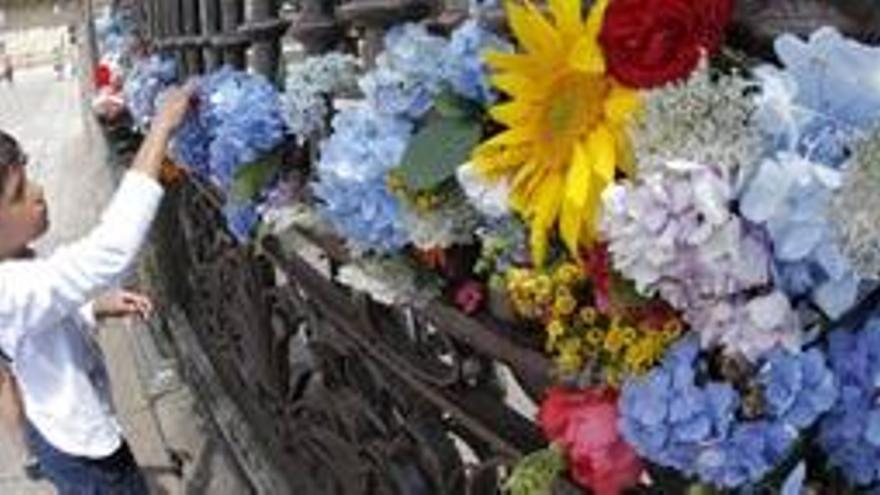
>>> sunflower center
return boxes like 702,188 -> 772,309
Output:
544,72 -> 609,140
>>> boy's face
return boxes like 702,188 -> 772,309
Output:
0,164 -> 48,256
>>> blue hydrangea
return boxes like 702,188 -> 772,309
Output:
222,201 -> 260,242
739,153 -> 859,318
170,66 -> 286,190
283,53 -> 358,144
819,319 -> 880,486
169,106 -> 212,177
446,20 -> 510,104
359,21 -> 506,118
755,28 -> 880,167
621,338 -> 836,489
759,347 -> 838,428
313,105 -> 412,252
359,24 -> 449,119
124,55 -> 178,131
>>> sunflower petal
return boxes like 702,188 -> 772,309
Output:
528,170 -> 565,266
584,0 -> 610,38
506,0 -> 563,57
610,125 -> 636,178
490,101 -> 535,127
560,141 -> 593,255
569,35 -> 605,74
604,85 -> 642,124
549,0 -> 583,42
485,51 -> 540,75
589,125 -> 617,184
490,73 -> 548,99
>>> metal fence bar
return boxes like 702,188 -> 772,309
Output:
200,0 -> 223,70
219,0 -> 246,69
247,0 -> 282,80
182,0 -> 204,74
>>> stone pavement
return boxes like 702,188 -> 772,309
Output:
0,66 -> 251,494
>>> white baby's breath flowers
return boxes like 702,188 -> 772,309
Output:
632,68 -> 763,185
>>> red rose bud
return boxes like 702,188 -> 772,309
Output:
454,280 -> 486,315
539,387 -> 643,495
599,0 -> 733,88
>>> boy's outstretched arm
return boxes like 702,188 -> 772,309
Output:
0,83 -> 194,354
130,83 -> 194,181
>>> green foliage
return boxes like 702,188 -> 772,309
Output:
505,446 -> 566,495
393,90 -> 484,193
231,148 -> 284,202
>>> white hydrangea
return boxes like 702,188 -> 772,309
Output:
456,161 -> 510,219
632,68 -> 763,186
402,196 -> 481,250
687,292 -> 801,361
830,127 -> 880,277
336,257 -> 439,307
602,160 -> 770,309
284,53 -> 359,143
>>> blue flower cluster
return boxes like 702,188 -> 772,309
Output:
620,338 -> 837,489
94,6 -> 139,61
447,20 -> 510,103
755,27 -> 880,167
819,319 -> 880,486
739,153 -> 859,318
314,21 -> 504,252
358,21 -> 506,118
169,66 -> 286,241
313,105 -> 413,252
124,55 -> 178,131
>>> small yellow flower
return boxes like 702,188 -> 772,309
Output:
603,325 -> 627,355
579,307 -> 599,326
584,327 -> 604,349
553,263 -> 582,287
555,338 -> 584,373
533,275 -> 554,305
553,290 -> 578,317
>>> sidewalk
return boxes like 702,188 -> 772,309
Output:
0,66 -> 251,494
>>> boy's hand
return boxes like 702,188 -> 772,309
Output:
93,290 -> 153,321
152,81 -> 196,137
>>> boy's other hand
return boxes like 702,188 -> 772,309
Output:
152,81 -> 196,136
93,290 -> 154,321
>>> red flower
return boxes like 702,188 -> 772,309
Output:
539,387 -> 643,495
583,243 -> 612,313
94,63 -> 112,89
598,0 -> 733,88
453,280 -> 485,315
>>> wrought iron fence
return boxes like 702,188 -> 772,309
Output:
114,0 -> 880,493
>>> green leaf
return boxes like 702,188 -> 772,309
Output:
395,116 -> 482,192
504,446 -> 565,495
434,89 -> 481,119
231,149 -> 283,202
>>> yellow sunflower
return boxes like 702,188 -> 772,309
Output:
473,0 -> 641,265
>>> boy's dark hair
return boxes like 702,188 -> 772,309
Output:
0,130 -> 25,194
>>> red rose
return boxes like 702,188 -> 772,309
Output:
539,387 -> 643,495
598,0 -> 733,88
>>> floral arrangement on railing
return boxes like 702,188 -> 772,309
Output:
91,3 -> 144,120
112,0 -> 880,490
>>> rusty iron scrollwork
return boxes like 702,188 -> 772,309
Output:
148,179 -> 549,494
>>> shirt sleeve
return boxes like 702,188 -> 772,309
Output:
76,301 -> 98,331
0,171 -> 163,353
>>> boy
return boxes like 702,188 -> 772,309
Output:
0,82 -> 193,493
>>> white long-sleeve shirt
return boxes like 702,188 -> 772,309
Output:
0,171 -> 163,458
